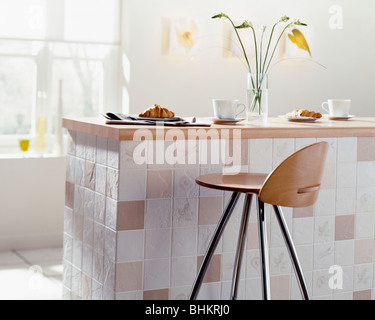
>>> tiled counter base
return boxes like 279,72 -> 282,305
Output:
62,129 -> 375,300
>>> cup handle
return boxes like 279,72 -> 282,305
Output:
321,102 -> 329,113
236,104 -> 246,118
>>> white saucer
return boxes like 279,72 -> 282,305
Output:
212,118 -> 245,124
324,114 -> 355,120
279,115 -> 319,123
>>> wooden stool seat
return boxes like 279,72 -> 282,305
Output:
196,173 -> 268,194
190,142 -> 328,300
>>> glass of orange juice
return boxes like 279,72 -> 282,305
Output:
19,138 -> 30,152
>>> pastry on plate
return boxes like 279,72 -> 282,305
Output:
139,104 -> 175,118
287,109 -> 322,118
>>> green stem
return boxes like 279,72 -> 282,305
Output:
261,22 -> 279,75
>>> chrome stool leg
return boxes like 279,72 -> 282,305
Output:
273,205 -> 310,300
189,192 -> 240,300
257,199 -> 271,300
230,193 -> 253,300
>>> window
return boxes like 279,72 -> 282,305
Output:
0,0 -> 122,153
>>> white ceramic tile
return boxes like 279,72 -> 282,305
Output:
170,256 -> 196,287
314,216 -> 335,243
356,187 -> 375,213
94,192 -> 106,224
83,217 -> 94,247
337,137 -> 357,163
120,140 -> 148,169
198,225 -> 222,255
105,197 -> 117,230
143,258 -> 170,290
245,277 -> 262,300
103,256 -> 115,289
104,227 -> 117,262
66,130 -> 76,155
74,157 -> 85,186
84,188 -> 95,219
118,168 -> 146,201
96,136 -> 108,165
221,251 -> 235,282
63,234 -> 73,264
198,166 -> 224,197
197,282 -> 221,300
93,221 -> 105,255
293,217 -> 314,245
107,139 -> 119,169
117,230 -> 144,262
313,242 -> 334,269
106,168 -> 119,200
245,249 -> 260,278
317,137 -> 337,163
312,269 -> 333,297
295,244 -> 313,271
272,138 -> 295,168
72,239 -> 82,269
357,161 -> 375,187
222,222 -> 240,253
295,138 -> 317,151
92,252 -> 104,284
145,228 -> 171,259
335,187 -> 356,215
249,138 -> 272,173
115,290 -> 143,300
95,164 -> 107,195
173,167 -> 199,198
75,132 -> 86,159
82,244 -> 93,277
314,189 -> 336,216
172,198 -> 198,228
171,227 -> 197,257
85,134 -> 97,162
145,199 -> 172,229
355,212 -> 375,239
73,185 -> 85,215
269,247 -> 291,275
334,240 -> 354,266
64,207 -> 73,236
338,265 -> 354,294
65,155 -> 75,183
169,285 -> 191,300
353,264 -> 373,291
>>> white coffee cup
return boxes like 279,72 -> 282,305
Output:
322,99 -> 351,117
212,99 -> 245,120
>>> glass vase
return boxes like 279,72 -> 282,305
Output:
246,73 -> 268,123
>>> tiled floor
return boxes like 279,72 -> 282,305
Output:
0,247 -> 63,300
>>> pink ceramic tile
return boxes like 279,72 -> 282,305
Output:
355,239 -> 374,264
198,197 -> 223,225
117,201 -> 145,231
115,261 -> 143,292
353,289 -> 371,300
335,215 -> 354,241
85,161 -> 96,190
147,169 -> 173,198
358,137 -> 375,161
143,288 -> 169,300
270,275 -> 290,300
65,181 -> 75,209
197,254 -> 221,283
293,206 -> 313,218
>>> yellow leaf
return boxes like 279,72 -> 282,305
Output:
288,29 -> 311,57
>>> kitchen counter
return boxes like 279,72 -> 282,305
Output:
62,116 -> 375,300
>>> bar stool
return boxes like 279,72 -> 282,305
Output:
189,141 -> 328,300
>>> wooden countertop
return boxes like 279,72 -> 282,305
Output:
62,116 -> 375,140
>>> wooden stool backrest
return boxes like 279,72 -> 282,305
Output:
259,142 -> 328,208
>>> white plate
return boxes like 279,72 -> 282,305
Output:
211,118 -> 245,124
323,114 -> 355,120
279,115 -> 319,123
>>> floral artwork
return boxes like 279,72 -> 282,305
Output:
169,18 -> 199,55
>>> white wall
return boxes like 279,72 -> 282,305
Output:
0,156 -> 65,250
122,0 -> 375,118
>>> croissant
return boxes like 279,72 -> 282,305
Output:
139,104 -> 175,118
288,109 -> 322,119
